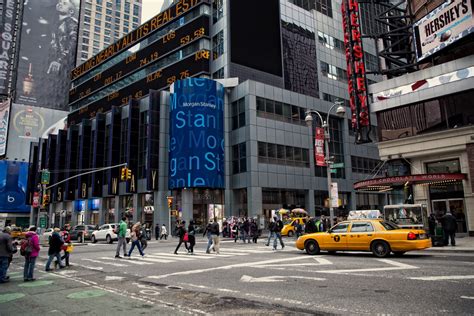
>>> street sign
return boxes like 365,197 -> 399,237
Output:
330,169 -> 337,173
41,170 -> 50,184
39,217 -> 46,228
331,163 -> 344,168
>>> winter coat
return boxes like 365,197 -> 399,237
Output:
48,232 -> 64,255
161,226 -> 168,235
25,231 -> 41,258
250,222 -> 258,236
176,226 -> 186,239
0,232 -> 14,258
441,213 -> 457,232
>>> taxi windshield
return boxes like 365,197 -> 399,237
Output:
283,219 -> 293,225
384,206 -> 423,225
380,221 -> 400,230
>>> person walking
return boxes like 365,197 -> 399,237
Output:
57,224 -> 71,267
45,228 -> 65,271
273,216 -> 285,251
115,217 -> 128,258
250,218 -> 258,243
187,220 -> 196,254
160,224 -> 168,240
428,213 -> 436,237
174,221 -> 188,254
128,222 -> 145,257
265,218 -> 276,247
441,211 -> 457,246
203,220 -> 213,253
0,226 -> 16,283
295,221 -> 303,239
243,218 -> 251,243
23,227 -> 40,282
155,223 -> 160,240
209,219 -> 220,254
140,225 -> 148,251
232,221 -> 239,243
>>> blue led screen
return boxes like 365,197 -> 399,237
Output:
169,78 -> 225,189
0,161 -> 30,213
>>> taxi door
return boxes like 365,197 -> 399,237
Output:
347,221 -> 374,251
325,222 -> 349,250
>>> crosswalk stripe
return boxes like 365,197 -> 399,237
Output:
98,257 -> 152,265
219,248 -> 264,254
82,258 -> 129,267
151,252 -> 214,259
149,253 -> 197,261
138,257 -> 175,263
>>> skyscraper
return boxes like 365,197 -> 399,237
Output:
76,0 -> 142,66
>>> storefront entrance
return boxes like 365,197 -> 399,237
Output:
431,199 -> 467,235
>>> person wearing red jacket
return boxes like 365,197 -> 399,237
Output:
56,224 -> 72,267
23,227 -> 41,282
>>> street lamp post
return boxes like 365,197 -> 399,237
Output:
305,101 -> 345,227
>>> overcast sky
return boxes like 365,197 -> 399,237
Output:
142,0 -> 165,22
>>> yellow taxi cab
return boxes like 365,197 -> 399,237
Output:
281,217 -> 307,237
295,219 -> 431,257
10,226 -> 27,239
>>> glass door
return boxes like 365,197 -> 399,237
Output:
431,199 -> 467,235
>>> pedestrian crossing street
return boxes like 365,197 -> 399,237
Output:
78,246 -> 281,267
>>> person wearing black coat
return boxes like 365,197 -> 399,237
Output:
250,219 -> 258,243
305,218 -> 318,234
155,223 -> 160,240
187,220 -> 196,254
441,212 -> 457,246
45,228 -> 65,271
428,214 -> 436,237
174,221 -> 188,254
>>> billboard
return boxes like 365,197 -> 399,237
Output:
14,0 -> 80,109
0,0 -> 20,96
6,103 -> 67,160
0,99 -> 11,157
0,160 -> 29,213
414,0 -> 474,62
314,127 -> 326,167
169,78 -> 225,189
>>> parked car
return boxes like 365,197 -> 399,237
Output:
91,223 -> 130,244
70,225 -> 97,243
40,228 -> 54,244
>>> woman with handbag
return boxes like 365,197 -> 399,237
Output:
127,222 -> 145,258
173,221 -> 188,255
187,220 -> 196,255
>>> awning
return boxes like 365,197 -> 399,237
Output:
354,173 -> 467,191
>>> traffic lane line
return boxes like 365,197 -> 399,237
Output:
409,275 -> 474,281
461,296 -> 474,300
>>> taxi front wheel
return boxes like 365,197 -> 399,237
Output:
371,240 -> 391,258
305,240 -> 320,255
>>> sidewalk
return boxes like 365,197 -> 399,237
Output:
424,236 -> 474,253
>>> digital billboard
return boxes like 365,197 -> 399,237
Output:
0,160 -> 29,213
169,78 -> 224,189
414,0 -> 474,62
14,0 -> 80,109
0,0 -> 21,96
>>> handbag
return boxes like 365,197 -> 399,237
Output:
183,232 -> 189,242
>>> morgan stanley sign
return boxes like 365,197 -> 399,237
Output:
414,0 -> 474,62
169,78 -> 225,189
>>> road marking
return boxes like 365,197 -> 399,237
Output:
138,257 -> 175,263
240,275 -> 326,283
149,253 -> 195,261
255,257 -> 333,268
105,276 -> 126,281
409,275 -> 474,281
82,258 -> 129,267
147,256 -> 317,279
98,257 -> 152,265
461,296 -> 474,300
315,259 -> 418,274
151,252 -> 214,259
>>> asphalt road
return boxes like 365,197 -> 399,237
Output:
1,237 -> 473,315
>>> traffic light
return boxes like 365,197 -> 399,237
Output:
126,168 -> 132,180
42,194 -> 50,206
121,167 -> 126,181
167,196 -> 173,208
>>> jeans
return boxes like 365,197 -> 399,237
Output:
206,233 -> 213,252
266,232 -> 275,246
115,237 -> 127,256
210,234 -> 220,254
62,251 -> 70,266
46,252 -> 63,270
128,240 -> 144,256
0,256 -> 8,281
24,256 -> 37,280
443,230 -> 456,246
273,232 -> 284,250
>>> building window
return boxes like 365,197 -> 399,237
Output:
351,156 -> 382,174
322,93 -> 349,107
317,31 -> 344,52
212,31 -> 224,60
133,4 -> 140,16
320,61 -> 347,82
138,111 -> 148,178
289,0 -> 332,17
258,142 -> 309,168
256,97 -> 306,126
232,143 -> 247,174
212,67 -> 224,79
120,118 -> 129,164
231,97 -> 245,130
212,0 -> 223,23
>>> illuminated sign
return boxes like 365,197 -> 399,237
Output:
314,127 -> 326,167
169,78 -> 225,189
71,0 -> 204,80
414,0 -> 474,62
69,15 -> 209,103
0,99 -> 11,157
341,0 -> 371,144
67,50 -> 210,125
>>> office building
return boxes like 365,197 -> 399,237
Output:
28,0 -> 382,232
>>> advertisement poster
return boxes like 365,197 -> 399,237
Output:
0,99 -> 11,157
14,0 -> 80,109
0,0 -> 20,95
414,0 -> 474,62
169,78 -> 225,189
330,182 -> 338,208
314,127 -> 326,167
0,160 -> 30,213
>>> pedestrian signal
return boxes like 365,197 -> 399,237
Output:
121,167 -> 126,181
42,194 -> 50,205
126,168 -> 132,180
167,196 -> 173,208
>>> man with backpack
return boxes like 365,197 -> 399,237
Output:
0,226 -> 16,283
45,228 -> 65,271
23,226 -> 40,281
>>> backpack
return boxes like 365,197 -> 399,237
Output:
277,220 -> 284,231
20,237 -> 33,257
